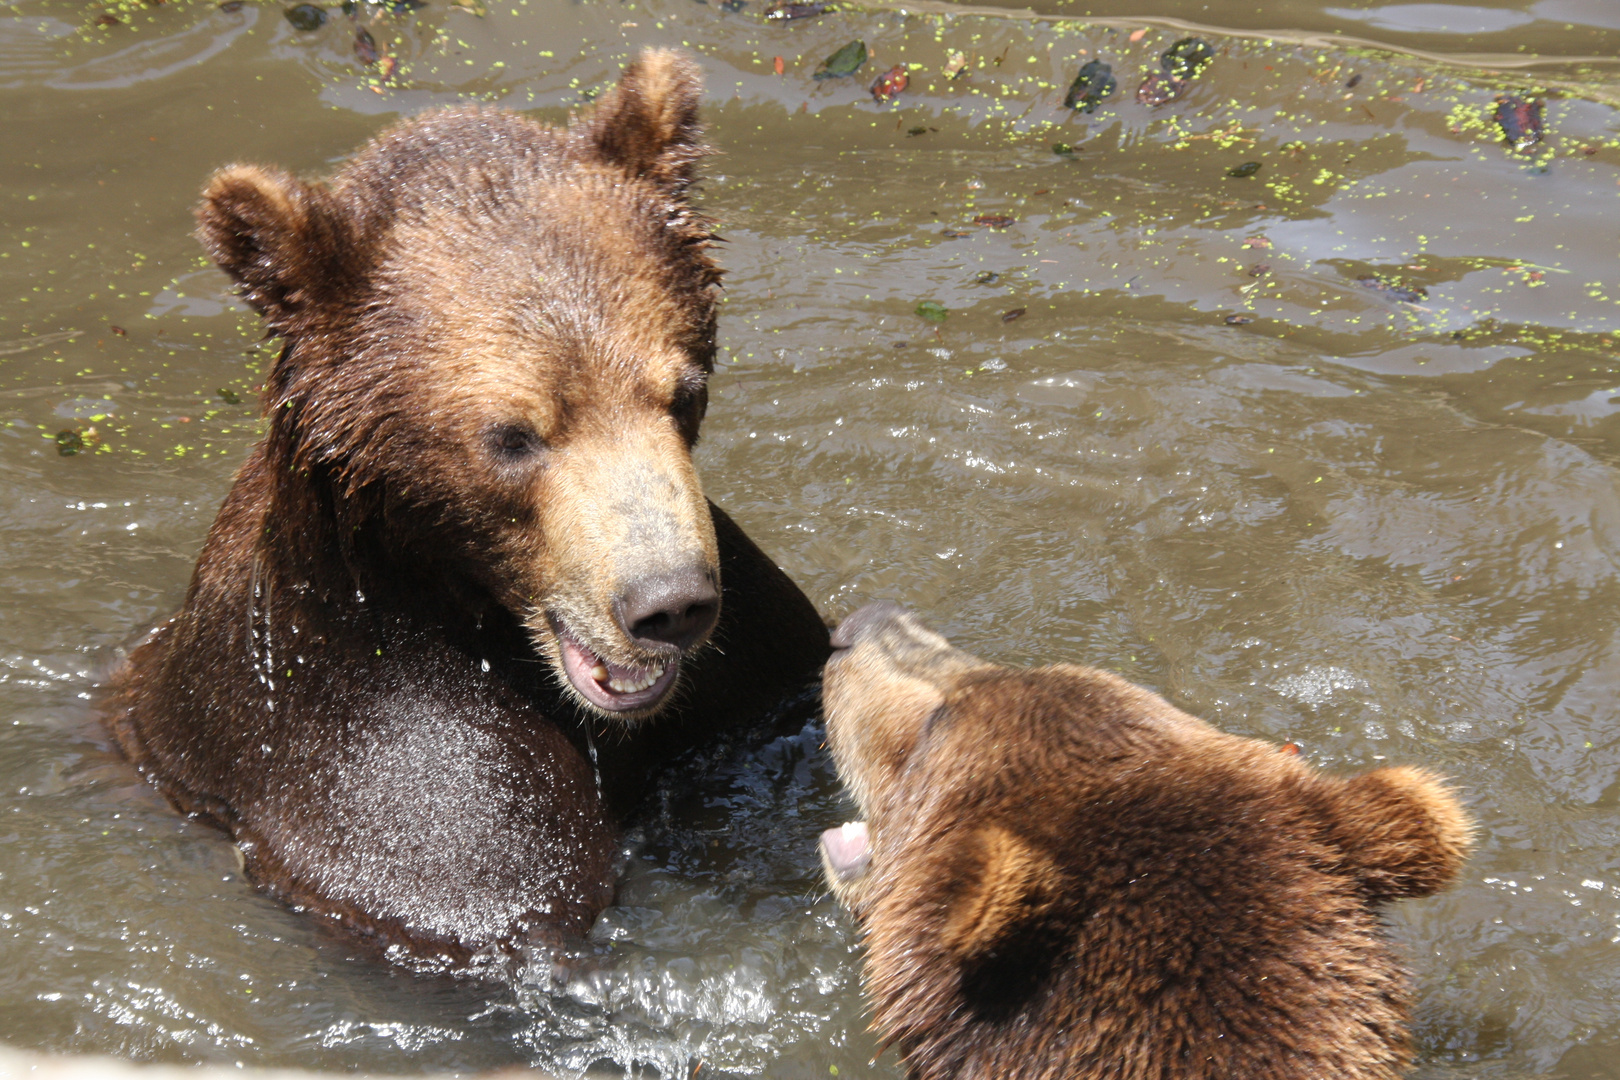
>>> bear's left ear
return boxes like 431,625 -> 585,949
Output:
1325,765 -> 1474,901
196,164 -> 357,334
939,825 -> 1062,962
576,48 -> 706,194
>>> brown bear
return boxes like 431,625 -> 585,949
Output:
818,602 -> 1472,1080
105,50 -> 829,965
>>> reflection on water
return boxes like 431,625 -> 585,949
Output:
2,0 -> 1620,1076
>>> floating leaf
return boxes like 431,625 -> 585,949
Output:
1052,142 -> 1077,156
941,229 -> 972,239
217,388 -> 243,405
1494,95 -> 1543,150
354,28 -> 378,64
1063,59 -> 1115,113
870,65 -> 908,102
217,1 -> 244,11
1223,314 -> 1254,325
943,50 -> 967,80
764,1 -> 830,22
1227,161 -> 1262,178
451,0 -> 486,14
95,13 -> 122,26
1136,71 -> 1186,107
376,54 -> 396,80
1001,307 -> 1026,323
973,214 -> 1015,229
915,300 -> 948,323
56,430 -> 84,456
1160,37 -> 1213,80
285,3 -> 325,31
773,55 -> 784,75
815,40 -> 867,80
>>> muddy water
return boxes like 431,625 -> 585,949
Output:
2,0 -> 1619,1076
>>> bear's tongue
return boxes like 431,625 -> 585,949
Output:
820,821 -> 871,882
556,626 -> 679,712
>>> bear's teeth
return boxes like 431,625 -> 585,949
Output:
591,662 -> 609,681
604,661 -> 666,694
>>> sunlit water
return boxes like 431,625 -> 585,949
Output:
2,0 -> 1620,1076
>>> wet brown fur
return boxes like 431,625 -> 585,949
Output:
822,607 -> 1472,1080
105,51 -> 829,962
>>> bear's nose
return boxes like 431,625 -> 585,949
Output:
617,565 -> 720,652
830,601 -> 909,650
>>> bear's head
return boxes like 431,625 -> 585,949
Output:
819,602 -> 1473,1080
197,51 -> 727,718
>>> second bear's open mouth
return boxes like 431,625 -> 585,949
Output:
553,622 -> 681,714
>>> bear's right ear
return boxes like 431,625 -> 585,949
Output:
196,164 -> 354,334
576,48 -> 706,194
939,825 -> 1062,962
1327,766 -> 1474,901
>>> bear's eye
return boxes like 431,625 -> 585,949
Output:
670,368 -> 708,440
489,424 -> 544,459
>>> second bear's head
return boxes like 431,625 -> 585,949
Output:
198,50 -> 724,719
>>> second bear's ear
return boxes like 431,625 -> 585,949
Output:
1328,766 -> 1474,901
940,826 -> 1062,961
196,164 -> 355,334
577,48 -> 706,193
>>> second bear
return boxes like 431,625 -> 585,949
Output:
819,602 -> 1471,1080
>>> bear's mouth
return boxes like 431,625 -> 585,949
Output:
552,620 -> 681,714
820,820 -> 871,883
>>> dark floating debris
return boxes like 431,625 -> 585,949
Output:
871,65 -> 908,102
217,0 -> 244,11
1227,161 -> 1262,178
1248,263 -> 1270,277
1001,307 -> 1026,323
382,0 -> 426,11
906,125 -> 928,136
1345,73 -> 1362,89
217,388 -> 243,405
973,214 -> 1015,228
1223,314 -> 1254,325
915,300 -> 948,323
285,3 -> 326,30
1052,142 -> 1078,156
764,1 -> 831,22
354,28 -> 378,64
974,271 -> 1001,284
721,0 -> 747,10
941,229 -> 972,239
1160,38 -> 1213,79
56,430 -> 84,456
814,40 -> 867,80
95,12 -> 122,25
1064,59 -> 1115,113
1494,95 -> 1544,151
1357,276 -> 1426,303
1138,37 -> 1212,107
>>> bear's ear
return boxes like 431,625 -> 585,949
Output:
1328,766 -> 1474,901
577,48 -> 706,193
939,825 -> 1062,962
196,164 -> 355,333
